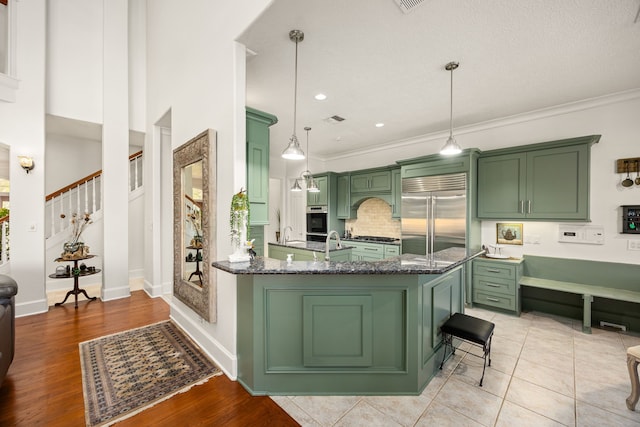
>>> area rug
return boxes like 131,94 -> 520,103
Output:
79,320 -> 221,427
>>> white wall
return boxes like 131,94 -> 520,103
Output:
0,0 -> 48,315
46,0 -> 103,123
320,91 -> 640,265
44,134 -> 102,194
145,0 -> 272,378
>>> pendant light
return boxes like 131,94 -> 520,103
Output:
290,178 -> 303,192
440,61 -> 463,156
304,127 -> 320,193
281,30 -> 306,160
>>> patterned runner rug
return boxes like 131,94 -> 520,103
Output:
79,320 -> 221,426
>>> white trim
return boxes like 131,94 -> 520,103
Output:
321,88 -> 640,162
143,278 -> 164,297
101,284 -> 131,301
15,298 -> 48,317
170,301 -> 237,380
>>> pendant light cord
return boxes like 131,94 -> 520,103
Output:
292,39 -> 298,136
449,66 -> 454,139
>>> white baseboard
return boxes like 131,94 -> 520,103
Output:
15,298 -> 48,317
143,278 -> 164,297
101,285 -> 131,301
170,301 -> 237,380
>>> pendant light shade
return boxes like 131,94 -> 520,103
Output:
440,61 -> 462,156
282,30 -> 306,160
290,178 -> 303,192
304,127 -> 320,192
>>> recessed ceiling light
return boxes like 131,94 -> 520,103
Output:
375,123 -> 384,128
314,93 -> 327,101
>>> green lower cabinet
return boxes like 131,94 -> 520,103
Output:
472,258 -> 522,313
268,244 -> 351,262
249,226 -> 264,256
236,266 -> 465,395
348,241 -> 399,261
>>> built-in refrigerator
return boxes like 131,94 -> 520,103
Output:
401,173 -> 467,262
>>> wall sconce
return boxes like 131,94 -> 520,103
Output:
18,156 -> 34,174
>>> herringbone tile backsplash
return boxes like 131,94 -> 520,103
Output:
345,198 -> 401,238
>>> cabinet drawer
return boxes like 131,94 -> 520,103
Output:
384,245 -> 400,258
473,276 -> 515,296
473,261 -> 517,280
473,290 -> 516,311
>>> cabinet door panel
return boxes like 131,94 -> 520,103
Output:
526,145 -> 588,220
350,174 -> 371,193
477,153 -> 526,219
336,174 -> 352,219
368,171 -> 391,192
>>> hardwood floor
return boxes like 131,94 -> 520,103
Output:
0,291 -> 299,426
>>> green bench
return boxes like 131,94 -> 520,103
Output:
520,255 -> 640,334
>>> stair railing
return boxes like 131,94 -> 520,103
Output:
0,215 -> 9,266
45,150 -> 143,239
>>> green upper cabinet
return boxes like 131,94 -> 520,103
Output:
391,168 -> 401,219
336,174 -> 353,219
307,175 -> 328,206
350,170 -> 392,193
477,135 -> 599,221
246,107 -> 277,225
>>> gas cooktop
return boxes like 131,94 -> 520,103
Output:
350,235 -> 398,243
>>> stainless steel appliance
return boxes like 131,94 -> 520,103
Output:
306,206 -> 328,241
401,173 -> 466,261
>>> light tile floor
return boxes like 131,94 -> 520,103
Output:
271,307 -> 640,426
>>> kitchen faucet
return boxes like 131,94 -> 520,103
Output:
282,226 -> 293,244
325,230 -> 342,261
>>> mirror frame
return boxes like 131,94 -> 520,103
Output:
173,129 -> 217,322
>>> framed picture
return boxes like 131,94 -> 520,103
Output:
496,223 -> 523,245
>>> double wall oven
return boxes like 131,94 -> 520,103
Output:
306,206 -> 328,242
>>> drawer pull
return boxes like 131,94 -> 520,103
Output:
486,283 -> 501,288
364,248 -> 378,251
486,297 -> 501,302
486,269 -> 501,273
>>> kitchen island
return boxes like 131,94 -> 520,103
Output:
213,248 -> 483,396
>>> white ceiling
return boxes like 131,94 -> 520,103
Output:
239,0 -> 640,160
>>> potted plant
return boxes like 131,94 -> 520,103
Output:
229,188 -> 251,262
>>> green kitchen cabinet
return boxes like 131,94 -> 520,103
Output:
472,258 -> 523,313
336,174 -> 354,219
348,241 -> 399,261
391,168 -> 401,219
268,244 -> 351,262
477,135 -> 599,221
246,107 -> 277,225
350,170 -> 392,194
307,175 -> 328,206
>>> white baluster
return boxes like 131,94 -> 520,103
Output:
76,184 -> 81,214
134,156 -> 140,189
92,177 -> 97,213
60,193 -> 65,231
50,197 -> 55,236
84,181 -> 89,213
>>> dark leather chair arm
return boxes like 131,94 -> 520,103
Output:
0,275 -> 17,300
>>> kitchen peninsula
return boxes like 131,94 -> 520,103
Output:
212,248 -> 483,395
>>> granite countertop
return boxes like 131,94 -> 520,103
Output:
269,240 -> 353,252
212,247 -> 484,275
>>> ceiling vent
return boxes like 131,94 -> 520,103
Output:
393,0 -> 427,14
324,115 -> 345,124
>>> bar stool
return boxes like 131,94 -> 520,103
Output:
628,345 -> 640,411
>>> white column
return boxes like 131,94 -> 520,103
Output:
101,0 -> 130,301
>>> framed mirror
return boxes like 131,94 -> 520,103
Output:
173,129 -> 216,322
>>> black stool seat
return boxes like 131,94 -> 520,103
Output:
441,313 -> 494,346
439,312 -> 495,386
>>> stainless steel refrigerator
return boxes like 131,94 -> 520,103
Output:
401,173 -> 467,261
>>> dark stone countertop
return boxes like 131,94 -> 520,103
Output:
212,247 -> 484,275
342,237 -> 401,246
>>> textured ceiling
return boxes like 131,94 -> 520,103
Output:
239,0 -> 640,160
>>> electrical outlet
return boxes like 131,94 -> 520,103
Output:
28,223 -> 37,232
628,240 -> 640,251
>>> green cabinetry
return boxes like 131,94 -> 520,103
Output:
268,244 -> 351,262
477,135 -> 600,221
336,174 -> 353,219
306,175 -> 328,206
350,170 -> 392,193
348,241 -> 400,261
235,266 -> 465,394
246,107 -> 277,225
391,168 -> 401,219
472,258 -> 523,313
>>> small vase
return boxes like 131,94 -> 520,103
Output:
63,241 -> 84,254
276,231 -> 281,243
